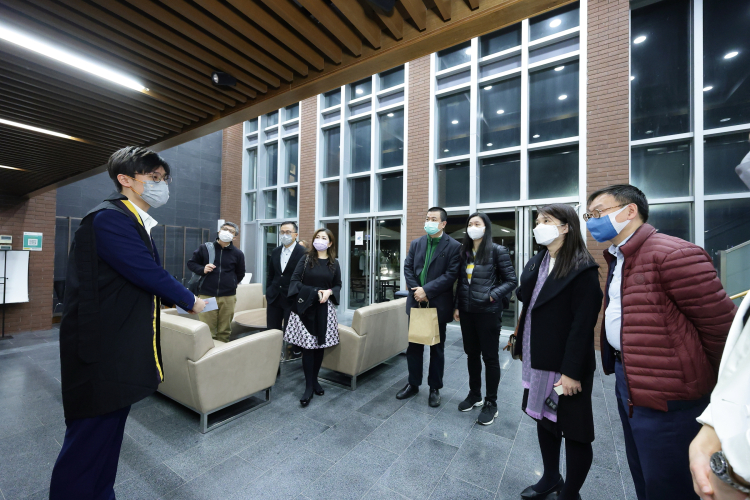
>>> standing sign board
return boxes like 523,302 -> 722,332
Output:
23,232 -> 43,251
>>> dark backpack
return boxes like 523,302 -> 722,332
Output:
186,242 -> 215,295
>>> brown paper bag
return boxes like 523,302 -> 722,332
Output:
408,302 -> 441,346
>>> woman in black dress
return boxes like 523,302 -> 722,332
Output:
513,204 -> 603,500
285,228 -> 342,407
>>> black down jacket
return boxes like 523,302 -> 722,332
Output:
454,243 -> 518,314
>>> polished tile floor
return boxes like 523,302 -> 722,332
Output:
0,323 -> 636,500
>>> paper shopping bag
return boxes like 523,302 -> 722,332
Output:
408,302 -> 441,346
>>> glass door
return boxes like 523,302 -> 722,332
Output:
261,224 -> 279,294
373,219 -> 402,303
347,219 -> 372,309
486,210 -> 519,331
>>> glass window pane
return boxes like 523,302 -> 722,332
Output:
323,127 -> 340,177
529,1 -> 579,41
247,149 -> 257,190
529,36 -> 579,65
528,146 -> 578,199
648,203 -> 692,242
480,77 -> 521,151
437,41 -> 471,71
323,182 -> 339,217
284,188 -> 297,218
379,110 -> 404,169
704,1 -> 750,129
380,66 -> 404,90
246,193 -> 256,221
479,155 -> 521,203
285,103 -> 299,120
380,172 -> 403,211
265,143 -> 278,187
264,190 -> 277,219
247,119 -> 258,133
283,137 -> 298,183
351,78 -> 372,99
705,198 -> 750,271
324,89 -> 341,108
631,141 -> 691,199
529,62 -> 579,143
437,161 -> 470,207
350,177 -> 370,214
266,111 -> 278,127
705,133 -> 750,195
630,0 -> 690,140
350,119 -> 372,174
480,23 -> 521,57
437,91 -> 471,158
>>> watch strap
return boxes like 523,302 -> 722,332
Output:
712,451 -> 750,494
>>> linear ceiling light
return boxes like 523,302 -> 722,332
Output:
0,164 -> 28,171
0,24 -> 147,92
0,117 -> 84,141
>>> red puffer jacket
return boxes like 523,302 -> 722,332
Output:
600,224 -> 737,413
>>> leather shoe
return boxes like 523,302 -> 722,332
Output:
299,393 -> 313,407
520,476 -> 563,499
396,383 -> 419,400
429,388 -> 441,407
314,388 -> 325,396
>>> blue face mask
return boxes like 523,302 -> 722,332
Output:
586,206 -> 630,243
424,221 -> 441,235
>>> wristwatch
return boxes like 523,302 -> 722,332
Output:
710,451 -> 750,494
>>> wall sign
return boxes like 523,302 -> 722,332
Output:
22,232 -> 43,251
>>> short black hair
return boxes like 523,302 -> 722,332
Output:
587,184 -> 649,223
280,221 -> 298,232
107,146 -> 171,192
426,206 -> 448,222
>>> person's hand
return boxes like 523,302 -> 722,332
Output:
453,309 -> 460,322
709,467 -> 748,500
190,296 -> 207,314
412,287 -> 427,302
319,289 -> 332,303
691,425 -> 722,499
554,375 -> 582,396
204,264 -> 216,274
490,296 -> 495,303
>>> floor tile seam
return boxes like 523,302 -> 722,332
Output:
0,484 -> 5,500
0,341 -> 58,357
152,462 -> 188,500
426,419 -> 477,499
443,472 -> 499,496
497,410 -> 526,490
598,374 -> 630,499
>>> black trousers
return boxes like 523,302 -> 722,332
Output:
49,405 -> 131,500
266,295 -> 292,331
406,321 -> 447,389
459,311 -> 501,402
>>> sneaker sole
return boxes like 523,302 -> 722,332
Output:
477,410 -> 499,425
458,401 -> 484,412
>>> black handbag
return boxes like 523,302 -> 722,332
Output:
288,256 -> 309,315
503,314 -> 522,360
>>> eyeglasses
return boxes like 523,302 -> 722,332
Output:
582,204 -> 627,222
279,231 -> 296,236
133,173 -> 172,184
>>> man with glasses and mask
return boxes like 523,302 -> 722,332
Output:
585,184 -> 736,500
187,221 -> 245,343
266,221 -> 306,359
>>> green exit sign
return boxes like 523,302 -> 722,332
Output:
23,232 -> 43,251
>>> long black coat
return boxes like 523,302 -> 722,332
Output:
265,243 -> 306,306
455,243 -> 518,314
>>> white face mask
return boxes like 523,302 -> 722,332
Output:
467,226 -> 485,240
218,230 -> 234,243
533,223 -> 562,247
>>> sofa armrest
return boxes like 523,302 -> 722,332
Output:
187,329 -> 282,413
321,325 -> 365,376
263,295 -> 267,308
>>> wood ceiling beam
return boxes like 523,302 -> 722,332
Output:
432,0 -> 452,21
399,0 -> 427,30
330,0 -> 382,49
466,0 -> 480,9
0,128 -> 116,155
298,0 -> 362,56
369,1 -> 405,40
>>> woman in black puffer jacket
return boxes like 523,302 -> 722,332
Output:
453,212 -> 518,426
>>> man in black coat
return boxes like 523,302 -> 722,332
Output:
397,207 -> 461,407
266,221 -> 306,357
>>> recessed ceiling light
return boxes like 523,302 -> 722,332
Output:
0,25 -> 147,92
703,86 -> 713,92
724,51 -> 739,59
0,164 -> 27,171
630,76 -> 635,81
633,35 -> 647,44
0,117 -> 83,141
355,88 -> 363,94
645,130 -> 653,133
558,94 -> 567,100
465,48 -> 472,55
487,143 -> 493,147
484,85 -> 493,90
444,149 -> 450,152
720,118 -> 731,122
451,120 -> 459,124
501,229 -> 510,233
387,113 -> 394,117
555,66 -> 565,71
496,109 -> 504,114
549,19 -> 562,28
533,134 -> 540,138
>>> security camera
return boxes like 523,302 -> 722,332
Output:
211,72 -> 237,87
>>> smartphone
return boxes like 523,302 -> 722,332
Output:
554,385 -> 564,396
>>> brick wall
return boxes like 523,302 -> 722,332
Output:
221,124 -> 243,227
586,0 -> 631,348
0,192 -> 56,335
299,96 -> 318,239
406,55 -> 432,244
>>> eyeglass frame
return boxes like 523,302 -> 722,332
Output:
582,204 -> 629,222
129,172 -> 173,185
279,229 -> 297,236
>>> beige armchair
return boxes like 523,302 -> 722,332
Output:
321,298 -> 408,389
158,313 -> 282,432
231,283 -> 268,335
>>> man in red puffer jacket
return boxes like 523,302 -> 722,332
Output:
585,184 -> 737,500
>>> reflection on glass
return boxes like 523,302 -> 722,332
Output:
267,111 -> 278,127
350,177 -> 370,214
528,146 -> 578,199
247,148 -> 257,190
480,77 -> 521,151
247,193 -> 256,221
480,24 -> 521,57
285,103 -> 299,120
380,172 -> 403,211
323,127 -> 340,178
480,155 -> 521,203
247,119 -> 258,133
265,143 -> 278,187
529,62 -> 579,143
486,211 -> 517,330
648,203 -> 692,242
380,66 -> 405,90
324,89 -> 341,108
348,220 -> 370,309
350,78 -> 372,99
283,137 -> 298,183
438,91 -> 471,158
323,182 -> 339,217
375,219 -> 401,303
265,190 -> 277,219
437,41 -> 471,71
631,141 -> 690,199
350,119 -> 372,173
380,110 -> 404,168
529,1 -> 579,41
631,0 -> 689,139
262,225 -> 278,293
284,188 -> 297,218
705,133 -> 750,195
704,1 -> 750,129
437,161 -> 470,207
705,198 -> 750,271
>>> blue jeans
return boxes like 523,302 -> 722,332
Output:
614,360 -> 703,500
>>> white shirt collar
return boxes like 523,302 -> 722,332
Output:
131,203 -> 158,236
282,241 -> 297,253
608,232 -> 634,257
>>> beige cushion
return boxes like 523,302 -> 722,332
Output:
162,308 -> 178,316
232,309 -> 267,329
235,283 -> 264,312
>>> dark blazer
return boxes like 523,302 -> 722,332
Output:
455,243 -> 518,314
404,232 -> 461,324
517,249 -> 603,382
266,242 -> 306,306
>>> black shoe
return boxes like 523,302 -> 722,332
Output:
300,393 -> 314,407
428,388 -> 441,407
458,393 -> 484,412
520,476 -> 564,499
314,382 -> 325,396
476,400 -> 498,425
396,383 -> 419,400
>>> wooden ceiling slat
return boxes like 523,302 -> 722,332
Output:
398,0 -> 427,31
193,0 -> 309,78
369,2 -> 405,40
330,0 -> 382,49
467,0 -> 480,9
431,0 -> 452,20
0,128 -> 116,155
257,0 -> 343,64
224,0 -> 325,71
297,0 -> 363,56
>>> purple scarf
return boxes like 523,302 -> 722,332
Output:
522,252 -> 561,422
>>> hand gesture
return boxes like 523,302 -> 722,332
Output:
554,375 -> 582,396
204,264 -> 216,274
190,296 -> 207,314
453,309 -> 460,322
319,289 -> 332,303
412,287 -> 427,302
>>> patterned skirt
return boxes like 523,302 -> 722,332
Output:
283,301 -> 339,349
